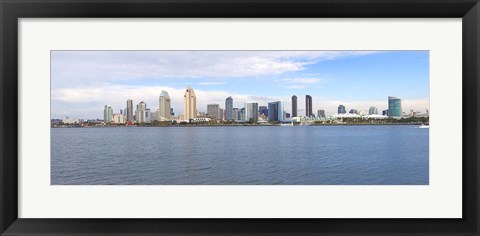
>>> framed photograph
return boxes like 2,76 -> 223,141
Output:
1,0 -> 479,235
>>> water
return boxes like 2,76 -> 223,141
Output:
51,125 -> 429,185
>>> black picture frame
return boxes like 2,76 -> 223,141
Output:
1,0 -> 479,235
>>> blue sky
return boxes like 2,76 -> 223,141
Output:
51,51 -> 429,119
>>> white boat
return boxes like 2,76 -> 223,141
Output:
419,124 -> 429,128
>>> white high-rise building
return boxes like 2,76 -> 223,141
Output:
136,101 -> 147,123
159,90 -> 171,120
183,86 -> 197,122
112,114 -> 125,124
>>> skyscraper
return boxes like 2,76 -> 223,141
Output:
268,101 -> 283,122
145,108 -> 151,123
219,108 -> 224,121
244,102 -> 259,122
136,101 -> 147,123
338,105 -> 346,114
388,96 -> 402,117
305,95 -> 312,117
233,108 -> 240,121
240,108 -> 245,121
159,90 -> 171,120
207,104 -> 220,120
103,105 -> 113,123
369,106 -> 378,115
317,109 -> 325,118
126,99 -> 133,122
258,106 -> 268,116
225,97 -> 233,120
183,86 -> 197,122
291,95 -> 298,117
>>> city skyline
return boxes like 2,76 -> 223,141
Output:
51,50 -> 429,119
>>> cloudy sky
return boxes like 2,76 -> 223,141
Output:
51,50 -> 429,119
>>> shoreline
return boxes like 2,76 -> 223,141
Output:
52,123 -> 429,128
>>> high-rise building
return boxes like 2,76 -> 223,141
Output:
126,99 -> 133,122
349,109 -> 358,114
338,105 -> 346,114
317,109 -> 325,118
136,101 -> 147,123
369,106 -> 378,115
244,102 -> 259,122
151,109 -> 160,122
382,109 -> 389,116
240,108 -> 245,121
258,106 -> 268,116
183,86 -> 197,122
112,113 -> 125,124
159,90 -> 171,120
388,96 -> 402,117
268,101 -> 283,122
145,108 -> 151,123
103,105 -> 113,123
207,104 -> 221,120
292,95 -> 298,117
305,95 -> 312,117
225,97 -> 233,120
219,108 -> 224,121
170,108 -> 175,116
233,108 -> 240,121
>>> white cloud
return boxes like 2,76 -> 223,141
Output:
285,85 -> 306,89
276,78 -> 321,84
51,51 -> 382,87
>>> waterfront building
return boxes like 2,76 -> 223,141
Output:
126,99 -> 133,122
183,86 -> 197,122
286,113 -> 291,118
388,96 -> 402,117
382,109 -> 389,116
244,102 -> 259,122
145,108 -> 151,123
112,113 -> 125,124
240,108 -> 245,121
207,104 -> 221,120
135,101 -> 147,123
219,108 -> 224,121
159,90 -> 171,120
268,101 -> 283,122
369,106 -> 378,115
191,117 -> 211,123
103,105 -> 113,123
305,95 -> 313,117
338,105 -> 346,114
292,95 -> 298,117
63,116 -> 80,124
225,97 -> 233,120
170,108 -> 175,116
151,109 -> 160,122
317,109 -> 326,118
349,109 -> 358,114
232,108 -> 240,121
259,106 -> 268,116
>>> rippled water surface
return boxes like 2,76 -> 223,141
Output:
51,125 -> 429,185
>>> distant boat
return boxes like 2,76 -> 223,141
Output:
419,124 -> 429,128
